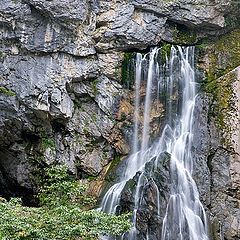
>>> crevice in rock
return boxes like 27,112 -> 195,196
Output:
51,119 -> 66,133
21,131 -> 40,144
0,152 -> 38,207
133,6 -> 168,19
207,151 -> 215,174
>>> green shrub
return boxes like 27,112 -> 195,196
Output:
0,165 -> 131,240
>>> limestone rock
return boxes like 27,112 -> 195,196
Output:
130,0 -> 229,28
0,0 -> 96,56
192,67 -> 240,240
24,0 -> 89,26
95,3 -> 167,50
98,52 -> 124,80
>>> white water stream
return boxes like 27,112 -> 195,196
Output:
100,46 -> 209,240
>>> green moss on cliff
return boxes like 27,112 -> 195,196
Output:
0,51 -> 6,58
121,52 -> 135,89
92,79 -> 100,95
0,87 -> 16,97
41,137 -> 55,150
200,29 -> 240,144
206,72 -> 235,140
205,29 -> 240,81
172,24 -> 197,44
107,154 -> 121,177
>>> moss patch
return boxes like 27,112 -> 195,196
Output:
199,29 -> 240,145
0,87 -> 16,97
204,29 -> 240,81
91,79 -> 100,95
41,137 -> 55,150
172,24 -> 197,44
121,52 -> 135,89
107,154 -> 121,176
207,72 -> 236,144
0,52 -> 6,58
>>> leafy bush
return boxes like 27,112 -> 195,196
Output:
0,165 -> 131,240
38,165 -> 94,208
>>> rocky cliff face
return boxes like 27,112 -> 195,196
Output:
193,38 -> 240,238
0,0 -> 239,239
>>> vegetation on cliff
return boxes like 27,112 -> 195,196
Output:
199,29 -> 240,144
0,165 -> 131,240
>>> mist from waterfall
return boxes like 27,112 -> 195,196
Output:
100,46 -> 209,240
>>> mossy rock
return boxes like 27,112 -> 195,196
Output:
41,137 -> 55,150
199,29 -> 240,146
200,29 -> 240,104
172,24 -> 197,44
0,87 -> 16,97
123,178 -> 137,193
105,154 -> 122,181
121,52 -> 135,89
204,29 -> 240,81
207,71 -> 236,141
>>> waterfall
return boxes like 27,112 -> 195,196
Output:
133,53 -> 142,154
100,46 -> 209,240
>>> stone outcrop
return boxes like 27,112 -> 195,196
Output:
119,152 -> 171,240
0,0 -> 239,239
191,89 -> 240,240
194,29 -> 240,238
207,68 -> 240,240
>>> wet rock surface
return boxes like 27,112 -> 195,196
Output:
119,152 -> 171,240
0,0 -> 239,238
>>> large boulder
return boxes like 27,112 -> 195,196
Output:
119,152 -> 171,240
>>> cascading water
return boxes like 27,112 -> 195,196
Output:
100,46 -> 209,240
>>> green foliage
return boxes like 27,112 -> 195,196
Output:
92,80 -> 100,95
0,87 -> 16,97
41,137 -> 55,150
0,201 -> 131,240
160,43 -> 172,63
0,165 -> 131,240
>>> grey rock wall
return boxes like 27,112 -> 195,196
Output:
190,66 -> 240,240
